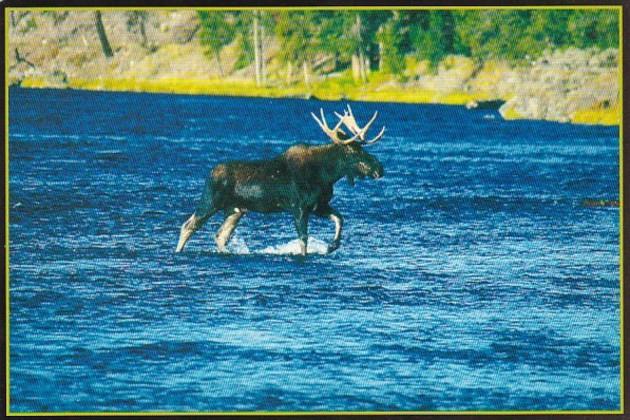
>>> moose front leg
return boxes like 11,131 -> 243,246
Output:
293,208 -> 309,256
314,203 -> 343,253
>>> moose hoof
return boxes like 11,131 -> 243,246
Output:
327,241 -> 340,254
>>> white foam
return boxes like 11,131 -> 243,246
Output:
226,234 -> 251,255
223,235 -> 330,255
260,237 -> 329,255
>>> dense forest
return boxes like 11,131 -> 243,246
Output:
198,9 -> 619,85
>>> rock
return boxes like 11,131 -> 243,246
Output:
488,48 -> 618,124
499,99 -> 522,120
581,199 -> 619,208
45,69 -> 68,88
417,55 -> 475,93
466,100 -> 478,109
304,93 -> 322,101
470,99 -> 505,110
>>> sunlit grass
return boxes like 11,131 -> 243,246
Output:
20,77 -> 51,88
500,106 -> 523,121
67,78 -> 307,98
571,103 -> 620,126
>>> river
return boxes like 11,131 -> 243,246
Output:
8,87 -> 620,412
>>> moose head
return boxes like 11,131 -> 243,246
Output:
311,105 -> 385,185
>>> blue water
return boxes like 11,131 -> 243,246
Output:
8,87 -> 620,412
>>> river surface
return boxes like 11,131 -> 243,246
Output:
8,87 -> 620,412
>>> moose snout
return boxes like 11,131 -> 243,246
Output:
372,163 -> 384,179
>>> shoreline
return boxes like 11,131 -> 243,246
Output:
15,77 -> 620,127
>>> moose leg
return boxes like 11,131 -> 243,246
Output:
314,204 -> 343,253
176,176 -> 219,253
215,209 -> 244,253
293,209 -> 309,256
175,210 -> 214,253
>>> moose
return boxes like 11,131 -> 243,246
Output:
175,105 -> 385,256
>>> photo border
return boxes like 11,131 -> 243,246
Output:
2,1 -> 625,416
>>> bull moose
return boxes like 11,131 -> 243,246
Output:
175,105 -> 385,256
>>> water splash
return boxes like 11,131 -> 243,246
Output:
261,237 -> 329,255
226,234 -> 250,255
224,235 -> 329,255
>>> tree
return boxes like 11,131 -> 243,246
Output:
225,11 -> 273,86
567,10 -> 619,50
315,11 -> 350,71
198,11 -> 236,77
376,11 -> 405,75
94,11 -> 114,58
194,9 -> 619,81
321,11 -> 373,82
409,11 -> 456,66
452,9 -> 617,63
126,11 -> 150,50
453,10 -> 534,62
592,10 -> 619,49
274,11 -> 320,85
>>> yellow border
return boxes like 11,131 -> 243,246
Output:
5,4 -> 10,416
4,5 -> 624,417
3,410 -> 625,416
619,4 -> 625,415
3,5 -> 622,10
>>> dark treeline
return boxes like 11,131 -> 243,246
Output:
198,9 -> 619,85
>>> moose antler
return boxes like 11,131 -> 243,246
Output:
311,108 -> 361,145
334,105 -> 386,145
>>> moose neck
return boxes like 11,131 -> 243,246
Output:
318,144 -> 353,185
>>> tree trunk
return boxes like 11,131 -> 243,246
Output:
94,11 -> 113,58
352,50 -> 368,83
14,48 -> 35,69
215,50 -> 224,78
138,16 -> 147,48
351,53 -> 361,82
303,61 -> 311,86
359,49 -> 368,82
363,51 -> 370,81
253,12 -> 264,86
286,62 -> 293,84
260,19 -> 266,85
378,40 -> 384,72
352,14 -> 368,83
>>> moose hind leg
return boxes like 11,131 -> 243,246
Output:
176,176 -> 220,253
293,209 -> 309,256
215,209 -> 244,253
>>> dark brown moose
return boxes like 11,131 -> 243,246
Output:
175,105 -> 385,255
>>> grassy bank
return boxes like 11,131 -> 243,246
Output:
20,73 -> 484,104
19,74 -> 619,126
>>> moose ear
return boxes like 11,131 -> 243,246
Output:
346,174 -> 355,187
